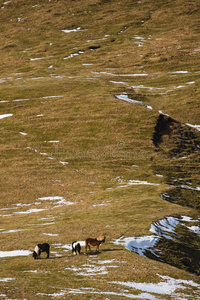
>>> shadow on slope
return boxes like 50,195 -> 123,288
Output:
149,114 -> 200,274
153,114 -> 200,210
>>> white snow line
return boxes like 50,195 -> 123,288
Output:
30,56 -> 53,61
186,123 -> 200,132
0,114 -> 13,119
92,71 -> 148,77
42,95 -> 64,99
61,27 -> 87,33
0,278 -> 15,282
118,179 -> 160,188
170,71 -> 189,74
13,98 -> 30,102
0,250 -> 31,258
115,94 -> 143,105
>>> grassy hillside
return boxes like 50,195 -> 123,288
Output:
0,0 -> 200,299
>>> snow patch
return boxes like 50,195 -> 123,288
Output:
0,114 -> 13,119
64,51 -> 84,60
150,216 -> 179,239
113,235 -> 159,257
0,196 -> 76,217
113,215 -> 200,260
43,233 -> 59,237
0,278 -> 14,282
0,250 -> 32,258
115,94 -> 153,110
61,27 -> 85,33
185,123 -> 200,132
38,196 -> 75,207
117,179 -> 159,188
111,274 -> 200,296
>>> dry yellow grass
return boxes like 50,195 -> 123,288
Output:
0,0 -> 200,298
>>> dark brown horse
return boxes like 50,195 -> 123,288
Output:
85,236 -> 106,252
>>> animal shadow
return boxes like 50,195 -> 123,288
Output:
102,248 -> 124,252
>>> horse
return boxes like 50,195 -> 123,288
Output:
72,241 -> 81,255
33,243 -> 50,259
85,236 -> 106,252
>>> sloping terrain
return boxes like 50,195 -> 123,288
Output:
0,0 -> 200,299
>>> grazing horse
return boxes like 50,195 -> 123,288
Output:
85,236 -> 106,252
33,243 -> 50,259
72,241 -> 81,255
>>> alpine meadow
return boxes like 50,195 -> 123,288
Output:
0,0 -> 200,299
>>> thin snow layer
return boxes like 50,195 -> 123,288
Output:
66,289 -> 158,299
0,278 -> 14,282
30,56 -> 53,62
37,274 -> 200,299
150,216 -> 179,239
185,123 -> 200,132
0,113 -> 13,119
187,226 -> 200,234
43,233 -> 59,236
13,98 -> 29,102
115,94 -> 153,110
181,215 -> 199,222
65,265 -> 109,276
36,243 -> 199,299
111,274 -> 200,296
170,71 -> 189,74
113,215 -> 200,259
64,258 -> 121,277
150,215 -> 200,238
118,179 -> 159,188
0,250 -> 32,258
63,50 -> 84,60
26,146 -> 69,166
42,95 -> 64,99
61,27 -> 85,33
0,207 -> 46,217
38,196 -> 75,207
179,184 -> 200,191
59,161 -> 69,165
115,94 -> 143,105
0,196 -> 76,217
113,235 -> 159,257
1,228 -> 30,234
92,71 -> 148,77
112,81 -> 164,92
